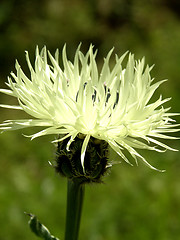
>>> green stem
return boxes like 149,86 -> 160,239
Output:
65,179 -> 85,240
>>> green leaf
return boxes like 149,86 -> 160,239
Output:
25,213 -> 60,240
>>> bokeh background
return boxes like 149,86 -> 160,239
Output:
0,0 -> 180,239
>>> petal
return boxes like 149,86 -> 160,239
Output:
147,136 -> 178,151
81,134 -> 91,171
108,139 -> 133,165
0,89 -> 15,96
25,127 -> 71,140
0,104 -> 23,110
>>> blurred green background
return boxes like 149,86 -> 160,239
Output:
0,0 -> 180,239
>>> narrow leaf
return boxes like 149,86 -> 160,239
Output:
26,213 -> 60,240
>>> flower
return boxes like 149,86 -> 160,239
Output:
0,45 -> 179,171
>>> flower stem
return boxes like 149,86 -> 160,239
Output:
65,179 -> 85,240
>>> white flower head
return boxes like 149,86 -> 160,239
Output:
0,44 -> 179,171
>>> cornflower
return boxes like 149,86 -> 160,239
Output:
0,45 -> 179,172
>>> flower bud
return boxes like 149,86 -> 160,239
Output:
55,136 -> 110,183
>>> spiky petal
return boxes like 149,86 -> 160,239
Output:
0,45 -> 179,170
